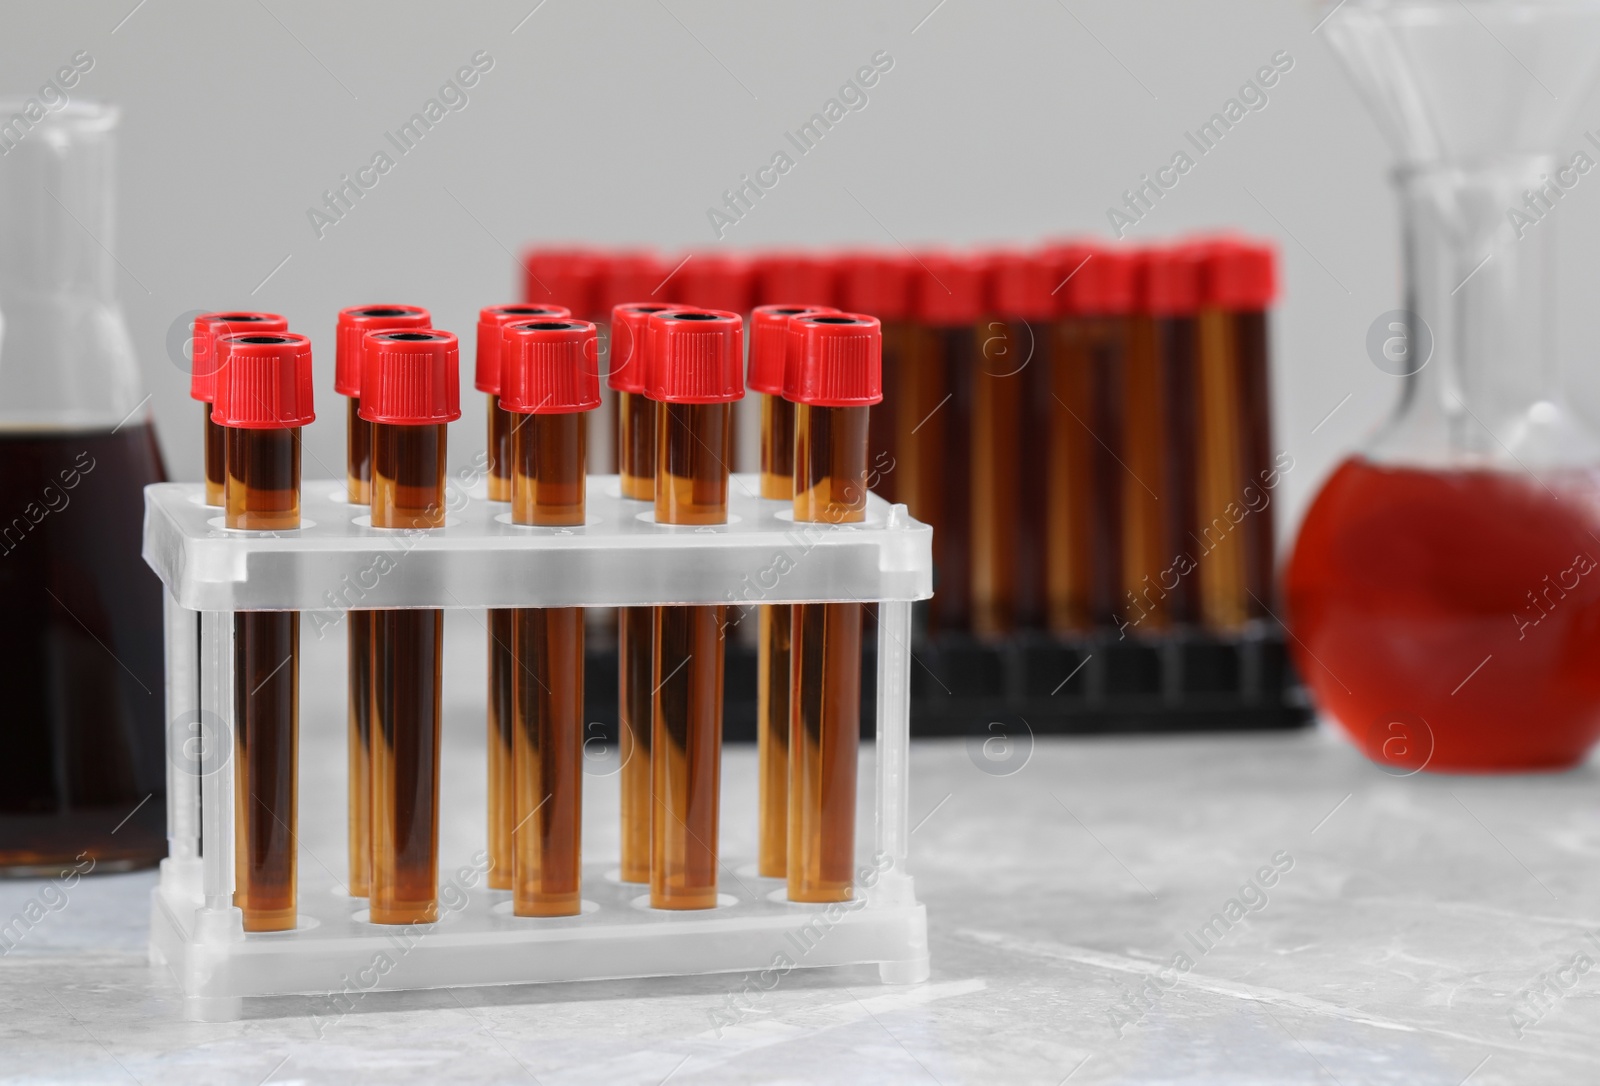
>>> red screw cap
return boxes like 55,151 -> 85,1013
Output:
674,252 -> 754,313
914,252 -> 988,326
756,251 -> 836,308
837,251 -> 914,322
335,305 -> 431,397
609,303 -> 675,394
748,304 -> 837,396
475,304 -> 571,395
990,250 -> 1058,321
785,313 -> 883,407
594,251 -> 671,317
1057,244 -> 1137,316
1137,245 -> 1204,317
646,309 -> 744,404
190,312 -> 287,403
1201,238 -> 1278,310
210,332 -> 315,429
500,320 -> 602,414
358,330 -> 462,425
522,247 -> 604,318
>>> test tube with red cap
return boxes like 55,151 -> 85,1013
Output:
1126,245 -> 1205,629
522,247 -> 603,319
609,302 -> 671,883
975,251 -> 1056,638
1051,244 -> 1137,630
756,251 -> 837,309
1195,239 -> 1278,630
677,254 -> 758,472
333,304 -> 430,899
500,318 -> 601,916
647,307 -> 742,909
213,330 -> 314,931
747,303 -> 836,880
360,328 -> 460,924
473,305 -> 569,889
592,254 -> 670,473
785,311 -> 881,902
838,252 -> 913,506
190,312 -> 287,507
907,252 -> 987,632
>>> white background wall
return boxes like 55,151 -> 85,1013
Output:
11,0 -> 1600,548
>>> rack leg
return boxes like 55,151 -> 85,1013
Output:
196,610 -> 242,941
161,593 -> 203,901
873,599 -> 915,908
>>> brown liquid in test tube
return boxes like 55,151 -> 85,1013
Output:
360,328 -> 459,923
1195,240 -> 1279,627
190,313 -> 287,506
609,303 -> 671,883
474,305 -> 570,891
905,254 -> 985,633
648,308 -> 743,910
1049,246 -> 1136,630
214,331 -> 315,932
785,312 -> 881,903
747,304 -> 835,879
501,319 -> 601,916
334,305 -> 430,899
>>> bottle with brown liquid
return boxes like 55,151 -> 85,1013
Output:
0,102 -> 168,875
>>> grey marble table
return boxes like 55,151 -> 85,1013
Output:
3,614 -> 1597,1084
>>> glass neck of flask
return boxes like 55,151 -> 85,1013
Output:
0,102 -> 143,431
1371,158 -> 1599,471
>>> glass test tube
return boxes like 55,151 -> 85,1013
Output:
335,305 -> 430,898
649,308 -> 742,910
363,328 -> 456,924
1195,292 -> 1251,630
502,319 -> 598,917
1121,310 -> 1174,633
785,312 -> 880,903
749,304 -> 836,879
610,303 -> 670,883
215,331 -> 312,933
972,315 -> 1023,640
192,312 -> 287,507
476,305 -> 570,891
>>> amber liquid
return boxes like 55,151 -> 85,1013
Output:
652,402 -> 729,909
485,608 -> 514,891
618,390 -> 655,502
369,424 -> 446,924
486,395 -> 514,503
232,611 -> 298,930
1015,320 -> 1053,630
1049,316 -> 1128,630
617,391 -> 655,881
788,404 -> 868,902
618,605 -> 653,883
869,320 -> 907,506
510,413 -> 586,916
757,392 -> 796,878
1194,308 -> 1251,630
905,325 -> 974,631
760,394 -> 795,502
1234,311 -> 1275,617
346,395 -> 373,895
225,428 -> 302,931
972,320 -> 1022,639
0,425 -> 167,874
203,405 -> 226,506
1120,316 -> 1173,632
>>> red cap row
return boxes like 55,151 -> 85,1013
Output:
521,238 -> 1277,325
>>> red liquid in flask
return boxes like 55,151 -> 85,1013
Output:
1286,457 -> 1600,771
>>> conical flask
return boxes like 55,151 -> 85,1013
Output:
0,102 -> 168,870
1289,0 -> 1600,771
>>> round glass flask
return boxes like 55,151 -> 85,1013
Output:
0,102 -> 168,870
1289,0 -> 1600,770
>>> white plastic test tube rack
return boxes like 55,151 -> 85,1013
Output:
143,474 -> 933,1021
